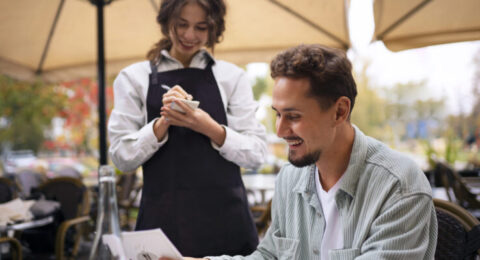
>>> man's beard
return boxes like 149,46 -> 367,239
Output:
288,149 -> 321,167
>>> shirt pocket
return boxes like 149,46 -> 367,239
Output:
329,248 -> 360,259
272,229 -> 300,260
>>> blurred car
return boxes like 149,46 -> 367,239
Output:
1,150 -> 37,175
45,157 -> 87,178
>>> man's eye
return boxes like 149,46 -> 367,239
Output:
177,23 -> 188,28
196,26 -> 208,31
286,115 -> 300,120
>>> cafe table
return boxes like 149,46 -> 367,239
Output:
0,215 -> 54,234
0,213 -> 55,260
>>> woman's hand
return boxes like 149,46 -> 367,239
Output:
162,85 -> 193,107
161,99 -> 226,146
154,85 -> 193,141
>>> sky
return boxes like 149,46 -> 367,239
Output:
247,0 -> 480,116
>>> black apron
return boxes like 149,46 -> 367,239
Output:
136,59 -> 258,257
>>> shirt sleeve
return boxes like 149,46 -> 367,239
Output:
108,66 -> 168,172
214,67 -> 268,170
350,193 -> 438,260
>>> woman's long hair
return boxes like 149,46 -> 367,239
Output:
146,0 -> 226,63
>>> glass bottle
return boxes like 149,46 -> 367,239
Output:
89,165 -> 126,260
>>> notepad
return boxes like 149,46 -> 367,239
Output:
170,99 -> 200,113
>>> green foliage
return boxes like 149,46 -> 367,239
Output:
472,49 -> 480,121
444,130 -> 462,164
251,75 -> 276,133
420,131 -> 462,167
252,77 -> 268,100
414,99 -> 445,120
0,75 -> 66,153
420,140 -> 438,169
261,108 -> 277,134
258,164 -> 274,174
350,67 -> 388,140
384,81 -> 426,123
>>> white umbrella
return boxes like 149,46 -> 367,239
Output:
373,0 -> 480,52
0,0 -> 351,82
0,0 -> 352,163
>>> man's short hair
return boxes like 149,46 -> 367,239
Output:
270,44 -> 357,112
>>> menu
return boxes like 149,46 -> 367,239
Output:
103,228 -> 183,260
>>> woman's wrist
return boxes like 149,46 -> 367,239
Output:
206,119 -> 226,147
153,117 -> 169,142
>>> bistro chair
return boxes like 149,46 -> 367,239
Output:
0,236 -> 22,260
0,177 -> 19,203
435,162 -> 480,210
434,198 -> 480,260
19,176 -> 91,260
15,169 -> 46,199
116,171 -> 142,230
250,199 -> 272,237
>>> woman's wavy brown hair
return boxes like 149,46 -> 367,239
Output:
146,0 -> 226,63
270,44 -> 357,113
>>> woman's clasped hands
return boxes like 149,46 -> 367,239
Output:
159,85 -> 226,146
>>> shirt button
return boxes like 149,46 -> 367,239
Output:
313,248 -> 320,255
317,212 -> 321,217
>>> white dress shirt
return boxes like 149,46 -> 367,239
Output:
108,49 -> 268,172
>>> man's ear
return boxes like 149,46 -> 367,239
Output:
335,96 -> 351,123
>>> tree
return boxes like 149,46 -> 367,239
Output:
0,75 -> 66,153
252,77 -> 268,101
351,64 -> 389,141
469,48 -> 480,134
51,78 -> 114,155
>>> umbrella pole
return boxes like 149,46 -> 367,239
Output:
96,0 -> 107,166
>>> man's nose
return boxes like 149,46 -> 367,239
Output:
276,117 -> 289,138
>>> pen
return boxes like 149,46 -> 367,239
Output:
161,84 -> 193,100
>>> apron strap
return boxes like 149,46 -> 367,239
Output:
150,55 -> 214,88
206,58 -> 215,69
150,60 -> 159,87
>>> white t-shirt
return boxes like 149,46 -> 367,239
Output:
315,166 -> 344,260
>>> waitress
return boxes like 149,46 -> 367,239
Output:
107,0 -> 267,257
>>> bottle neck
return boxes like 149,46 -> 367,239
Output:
96,178 -> 121,236
98,178 -> 118,214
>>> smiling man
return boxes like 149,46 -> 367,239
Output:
262,44 -> 437,259
162,44 -> 438,260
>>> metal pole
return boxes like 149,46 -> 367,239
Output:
96,0 -> 107,165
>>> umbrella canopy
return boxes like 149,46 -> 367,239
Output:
0,0 -> 351,83
0,0 -> 351,165
373,0 -> 480,52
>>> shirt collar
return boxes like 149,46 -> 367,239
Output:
159,49 -> 215,68
292,125 -> 368,200
293,165 -> 316,195
337,125 -> 368,198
